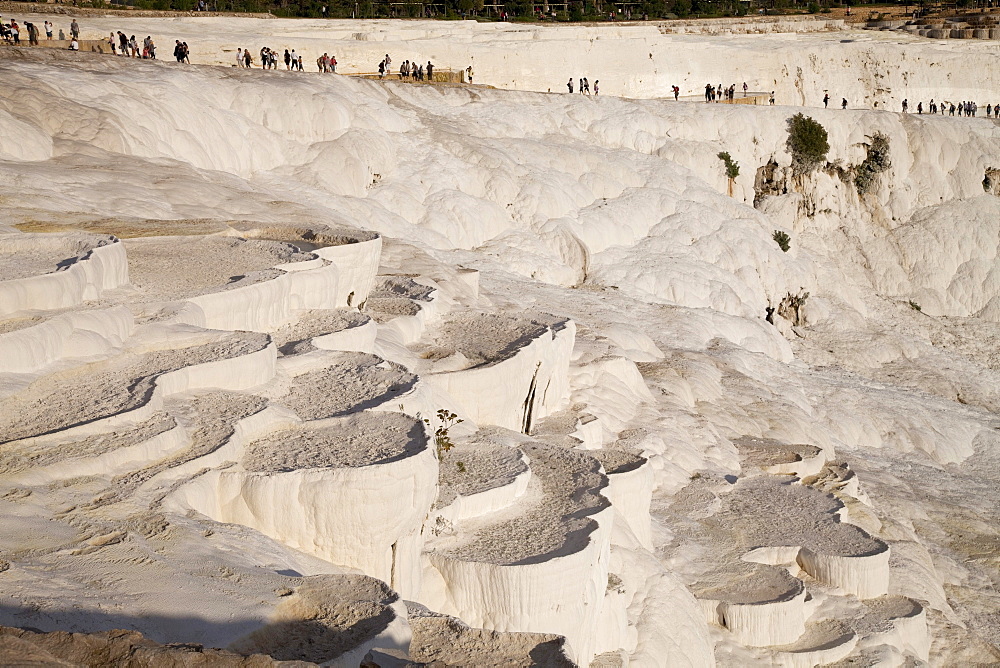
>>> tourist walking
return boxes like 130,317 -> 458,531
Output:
44,20 -> 52,40
568,78 -> 573,93
841,98 -> 847,109
70,19 -> 79,40
426,61 -> 433,81
284,49 -> 291,70
594,80 -> 599,96
823,93 -> 829,108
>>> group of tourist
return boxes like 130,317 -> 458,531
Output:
395,58 -> 435,81
705,83 -> 742,102
109,31 -> 156,59
701,83 -> 775,105
235,47 -> 310,70
316,53 -> 337,72
902,98 -> 998,118
173,40 -> 190,63
822,94 -> 850,109
1,17 -> 74,47
566,77 -> 598,95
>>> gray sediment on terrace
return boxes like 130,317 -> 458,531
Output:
0,331 -> 269,445
243,411 -> 426,472
277,352 -> 416,420
124,236 -> 314,301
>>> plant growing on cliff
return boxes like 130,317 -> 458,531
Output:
854,132 -> 891,195
423,409 -> 463,457
717,151 -> 740,180
772,230 -> 791,252
718,151 -> 740,196
786,113 -> 829,175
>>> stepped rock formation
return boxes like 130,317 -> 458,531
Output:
0,18 -> 999,667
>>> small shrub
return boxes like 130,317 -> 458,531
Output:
422,409 -> 463,458
456,461 -> 466,473
787,113 -> 830,175
773,230 -> 791,252
717,151 -> 740,180
908,300 -> 921,311
807,1 -> 820,12
854,132 -> 891,195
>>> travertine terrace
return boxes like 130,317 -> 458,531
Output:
0,13 -> 998,667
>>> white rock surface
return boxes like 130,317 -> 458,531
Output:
0,20 -> 997,666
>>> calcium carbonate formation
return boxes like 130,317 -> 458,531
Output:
0,15 -> 998,667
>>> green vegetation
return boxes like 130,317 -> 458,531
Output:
772,230 -> 791,252
717,151 -> 740,180
908,300 -> 921,311
854,132 -> 891,195
90,0 -> 917,21
786,113 -> 829,175
423,408 -> 463,458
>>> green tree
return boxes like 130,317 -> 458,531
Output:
786,113 -> 829,175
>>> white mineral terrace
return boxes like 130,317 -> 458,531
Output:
0,12 -> 998,668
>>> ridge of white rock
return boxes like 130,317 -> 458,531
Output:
0,28 -> 998,667
0,234 -> 128,318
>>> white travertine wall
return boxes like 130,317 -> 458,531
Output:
796,545 -> 890,599
175,264 -> 341,331
703,585 -> 809,647
429,461 -> 532,526
424,320 -> 576,433
0,241 -> 129,318
603,460 -> 655,552
423,505 -> 615,666
0,306 -> 134,374
312,318 -> 378,353
315,236 -> 383,308
174,419 -> 437,600
373,281 -> 449,350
